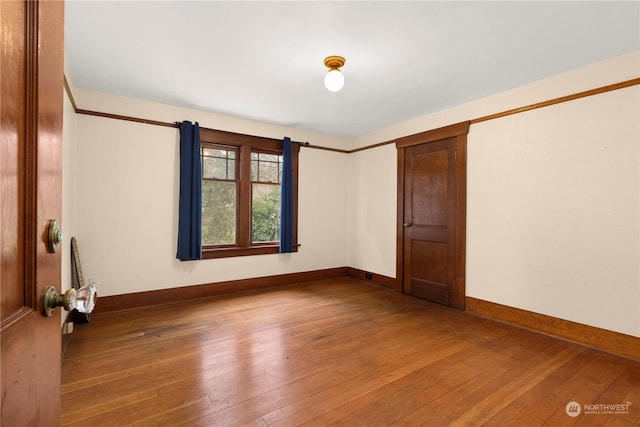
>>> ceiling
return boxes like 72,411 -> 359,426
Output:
65,1 -> 639,137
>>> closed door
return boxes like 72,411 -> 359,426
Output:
1,1 -> 65,425
396,122 -> 468,310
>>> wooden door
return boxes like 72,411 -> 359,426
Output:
1,1 -> 65,425
396,122 -> 469,310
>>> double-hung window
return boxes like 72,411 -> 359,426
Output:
199,128 -> 298,259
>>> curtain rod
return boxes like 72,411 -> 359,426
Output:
173,121 -> 310,147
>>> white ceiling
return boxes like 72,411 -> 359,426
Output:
65,1 -> 639,137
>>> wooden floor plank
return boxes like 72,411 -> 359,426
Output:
385,332 -> 573,426
61,278 -> 640,426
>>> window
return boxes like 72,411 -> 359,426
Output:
251,151 -> 283,243
202,145 -> 238,246
199,128 -> 298,259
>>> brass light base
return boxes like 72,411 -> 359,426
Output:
324,55 -> 345,69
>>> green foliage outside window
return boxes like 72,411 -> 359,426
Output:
252,184 -> 280,243
202,181 -> 236,246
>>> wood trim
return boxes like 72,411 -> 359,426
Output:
202,244 -> 299,259
349,139 -> 396,153
199,126 -> 304,149
24,0 -> 39,309
306,144 -> 350,154
466,296 -> 640,361
395,121 -> 470,149
77,108 -> 176,128
470,77 -> 640,124
395,148 -> 406,292
238,142 -> 251,246
452,132 -> 467,310
92,267 -> 349,314
346,267 -> 397,291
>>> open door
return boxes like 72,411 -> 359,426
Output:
396,122 -> 469,310
1,1 -> 65,425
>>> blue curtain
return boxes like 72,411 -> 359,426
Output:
280,137 -> 294,253
176,121 -> 202,260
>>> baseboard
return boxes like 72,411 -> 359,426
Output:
466,296 -> 640,361
93,267 -> 349,314
346,267 -> 398,291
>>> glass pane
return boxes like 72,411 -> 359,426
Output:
252,183 -> 280,243
251,159 -> 258,181
203,157 -> 231,180
228,161 -> 235,179
202,147 -> 236,180
202,148 -> 219,157
202,181 -> 236,245
259,160 -> 280,183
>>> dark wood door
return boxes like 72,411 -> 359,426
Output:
1,1 -> 65,425
396,122 -> 469,310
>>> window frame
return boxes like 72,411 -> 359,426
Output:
199,128 -> 299,259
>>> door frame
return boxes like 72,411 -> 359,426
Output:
395,121 -> 469,309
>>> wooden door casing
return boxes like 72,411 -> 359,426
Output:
396,122 -> 469,310
1,1 -> 65,425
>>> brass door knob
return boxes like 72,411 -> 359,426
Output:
41,284 -> 97,317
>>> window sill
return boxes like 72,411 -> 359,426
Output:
202,244 -> 298,259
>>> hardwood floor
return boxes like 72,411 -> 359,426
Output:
61,278 -> 640,426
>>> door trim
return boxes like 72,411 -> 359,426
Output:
396,121 -> 470,308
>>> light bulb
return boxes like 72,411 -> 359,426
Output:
324,69 -> 344,92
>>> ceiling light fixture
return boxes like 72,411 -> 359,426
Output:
324,55 -> 345,92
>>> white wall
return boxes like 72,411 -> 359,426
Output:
347,51 -> 639,337
467,86 -> 639,337
72,94 -> 349,297
346,144 -> 397,278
